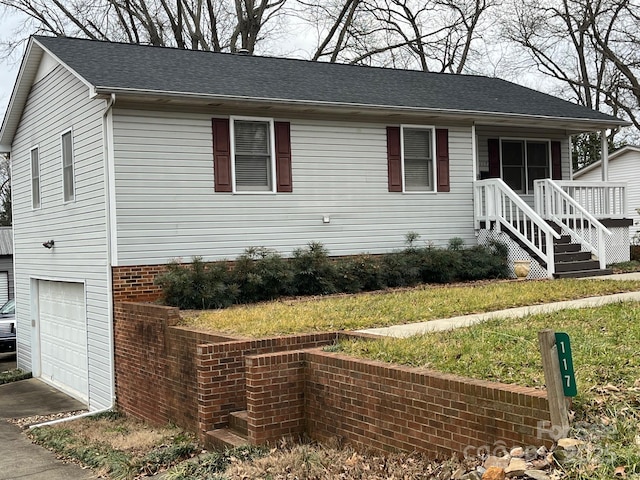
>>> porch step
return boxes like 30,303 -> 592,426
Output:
229,410 -> 248,436
554,242 -> 581,254
554,251 -> 592,263
554,268 -> 613,279
554,260 -> 601,273
206,427 -> 249,450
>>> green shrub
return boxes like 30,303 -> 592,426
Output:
418,247 -> 461,284
233,247 -> 293,303
156,238 -> 510,310
335,254 -> 385,293
378,250 -> 421,288
156,258 -> 238,309
456,241 -> 509,280
291,242 -> 338,296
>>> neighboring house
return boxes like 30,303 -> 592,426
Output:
0,227 -> 14,304
0,36 -> 632,410
574,145 -> 640,241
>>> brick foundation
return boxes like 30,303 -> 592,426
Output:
112,264 -> 168,303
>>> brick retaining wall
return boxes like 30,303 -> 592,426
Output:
242,349 -> 551,456
115,302 -> 553,456
196,334 -> 339,438
113,302 -> 235,431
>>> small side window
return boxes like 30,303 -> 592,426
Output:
61,130 -> 74,202
31,147 -> 40,209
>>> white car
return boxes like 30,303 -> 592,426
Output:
0,299 -> 16,353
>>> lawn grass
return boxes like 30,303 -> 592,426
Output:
181,279 -> 640,337
336,302 -> 640,402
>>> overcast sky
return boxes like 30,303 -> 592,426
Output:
0,10 -> 29,121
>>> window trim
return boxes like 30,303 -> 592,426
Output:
230,116 -> 277,194
60,128 -> 75,203
400,124 -> 437,193
30,145 -> 41,210
499,137 -> 551,194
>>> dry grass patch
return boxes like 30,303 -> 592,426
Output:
64,416 -> 177,453
30,411 -> 198,479
181,279 -> 640,337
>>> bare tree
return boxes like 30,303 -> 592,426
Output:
296,0 -> 494,73
501,0 -> 640,160
0,0 -> 287,54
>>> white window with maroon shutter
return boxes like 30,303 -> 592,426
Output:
212,116 -> 293,194
387,125 -> 449,193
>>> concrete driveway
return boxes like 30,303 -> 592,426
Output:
0,361 -> 94,480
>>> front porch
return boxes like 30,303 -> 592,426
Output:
474,178 -> 632,279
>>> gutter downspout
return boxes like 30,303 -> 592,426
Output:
29,407 -> 112,429
103,93 -> 117,411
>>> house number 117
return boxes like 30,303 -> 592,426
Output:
555,332 -> 577,397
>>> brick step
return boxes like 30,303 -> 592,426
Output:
554,269 -> 613,279
206,428 -> 249,450
554,251 -> 592,263
229,410 -> 248,436
554,260 -> 600,273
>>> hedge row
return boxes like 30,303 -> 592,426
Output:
156,237 -> 509,310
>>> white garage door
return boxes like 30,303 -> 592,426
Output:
0,272 -> 8,305
38,280 -> 88,402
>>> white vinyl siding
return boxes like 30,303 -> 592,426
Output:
231,117 -> 275,193
62,129 -> 75,202
30,147 -> 40,208
112,109 -> 476,264
10,64 -> 110,410
574,149 -> 640,240
402,127 -> 435,192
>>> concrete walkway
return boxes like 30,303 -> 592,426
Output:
0,379 -> 93,480
358,273 -> 640,338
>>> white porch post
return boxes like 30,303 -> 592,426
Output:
601,129 -> 609,181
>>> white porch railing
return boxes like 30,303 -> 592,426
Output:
534,179 -> 612,269
554,181 -> 627,219
474,179 -> 560,277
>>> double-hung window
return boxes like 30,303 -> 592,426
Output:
501,139 -> 550,194
61,130 -> 75,202
231,118 -> 275,193
30,147 -> 40,209
402,126 -> 436,192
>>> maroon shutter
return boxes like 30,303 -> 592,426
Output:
212,118 -> 232,192
488,138 -> 500,178
551,141 -> 562,180
387,126 -> 402,192
274,121 -> 293,192
435,128 -> 450,192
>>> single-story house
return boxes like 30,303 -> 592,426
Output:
573,145 -> 640,241
0,35 -> 633,410
0,226 -> 14,304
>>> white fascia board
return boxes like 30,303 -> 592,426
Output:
0,38 -> 40,147
93,86 -> 630,131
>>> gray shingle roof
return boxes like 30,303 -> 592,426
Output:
34,35 -> 621,124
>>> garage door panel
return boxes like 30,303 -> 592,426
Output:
38,280 -> 88,403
